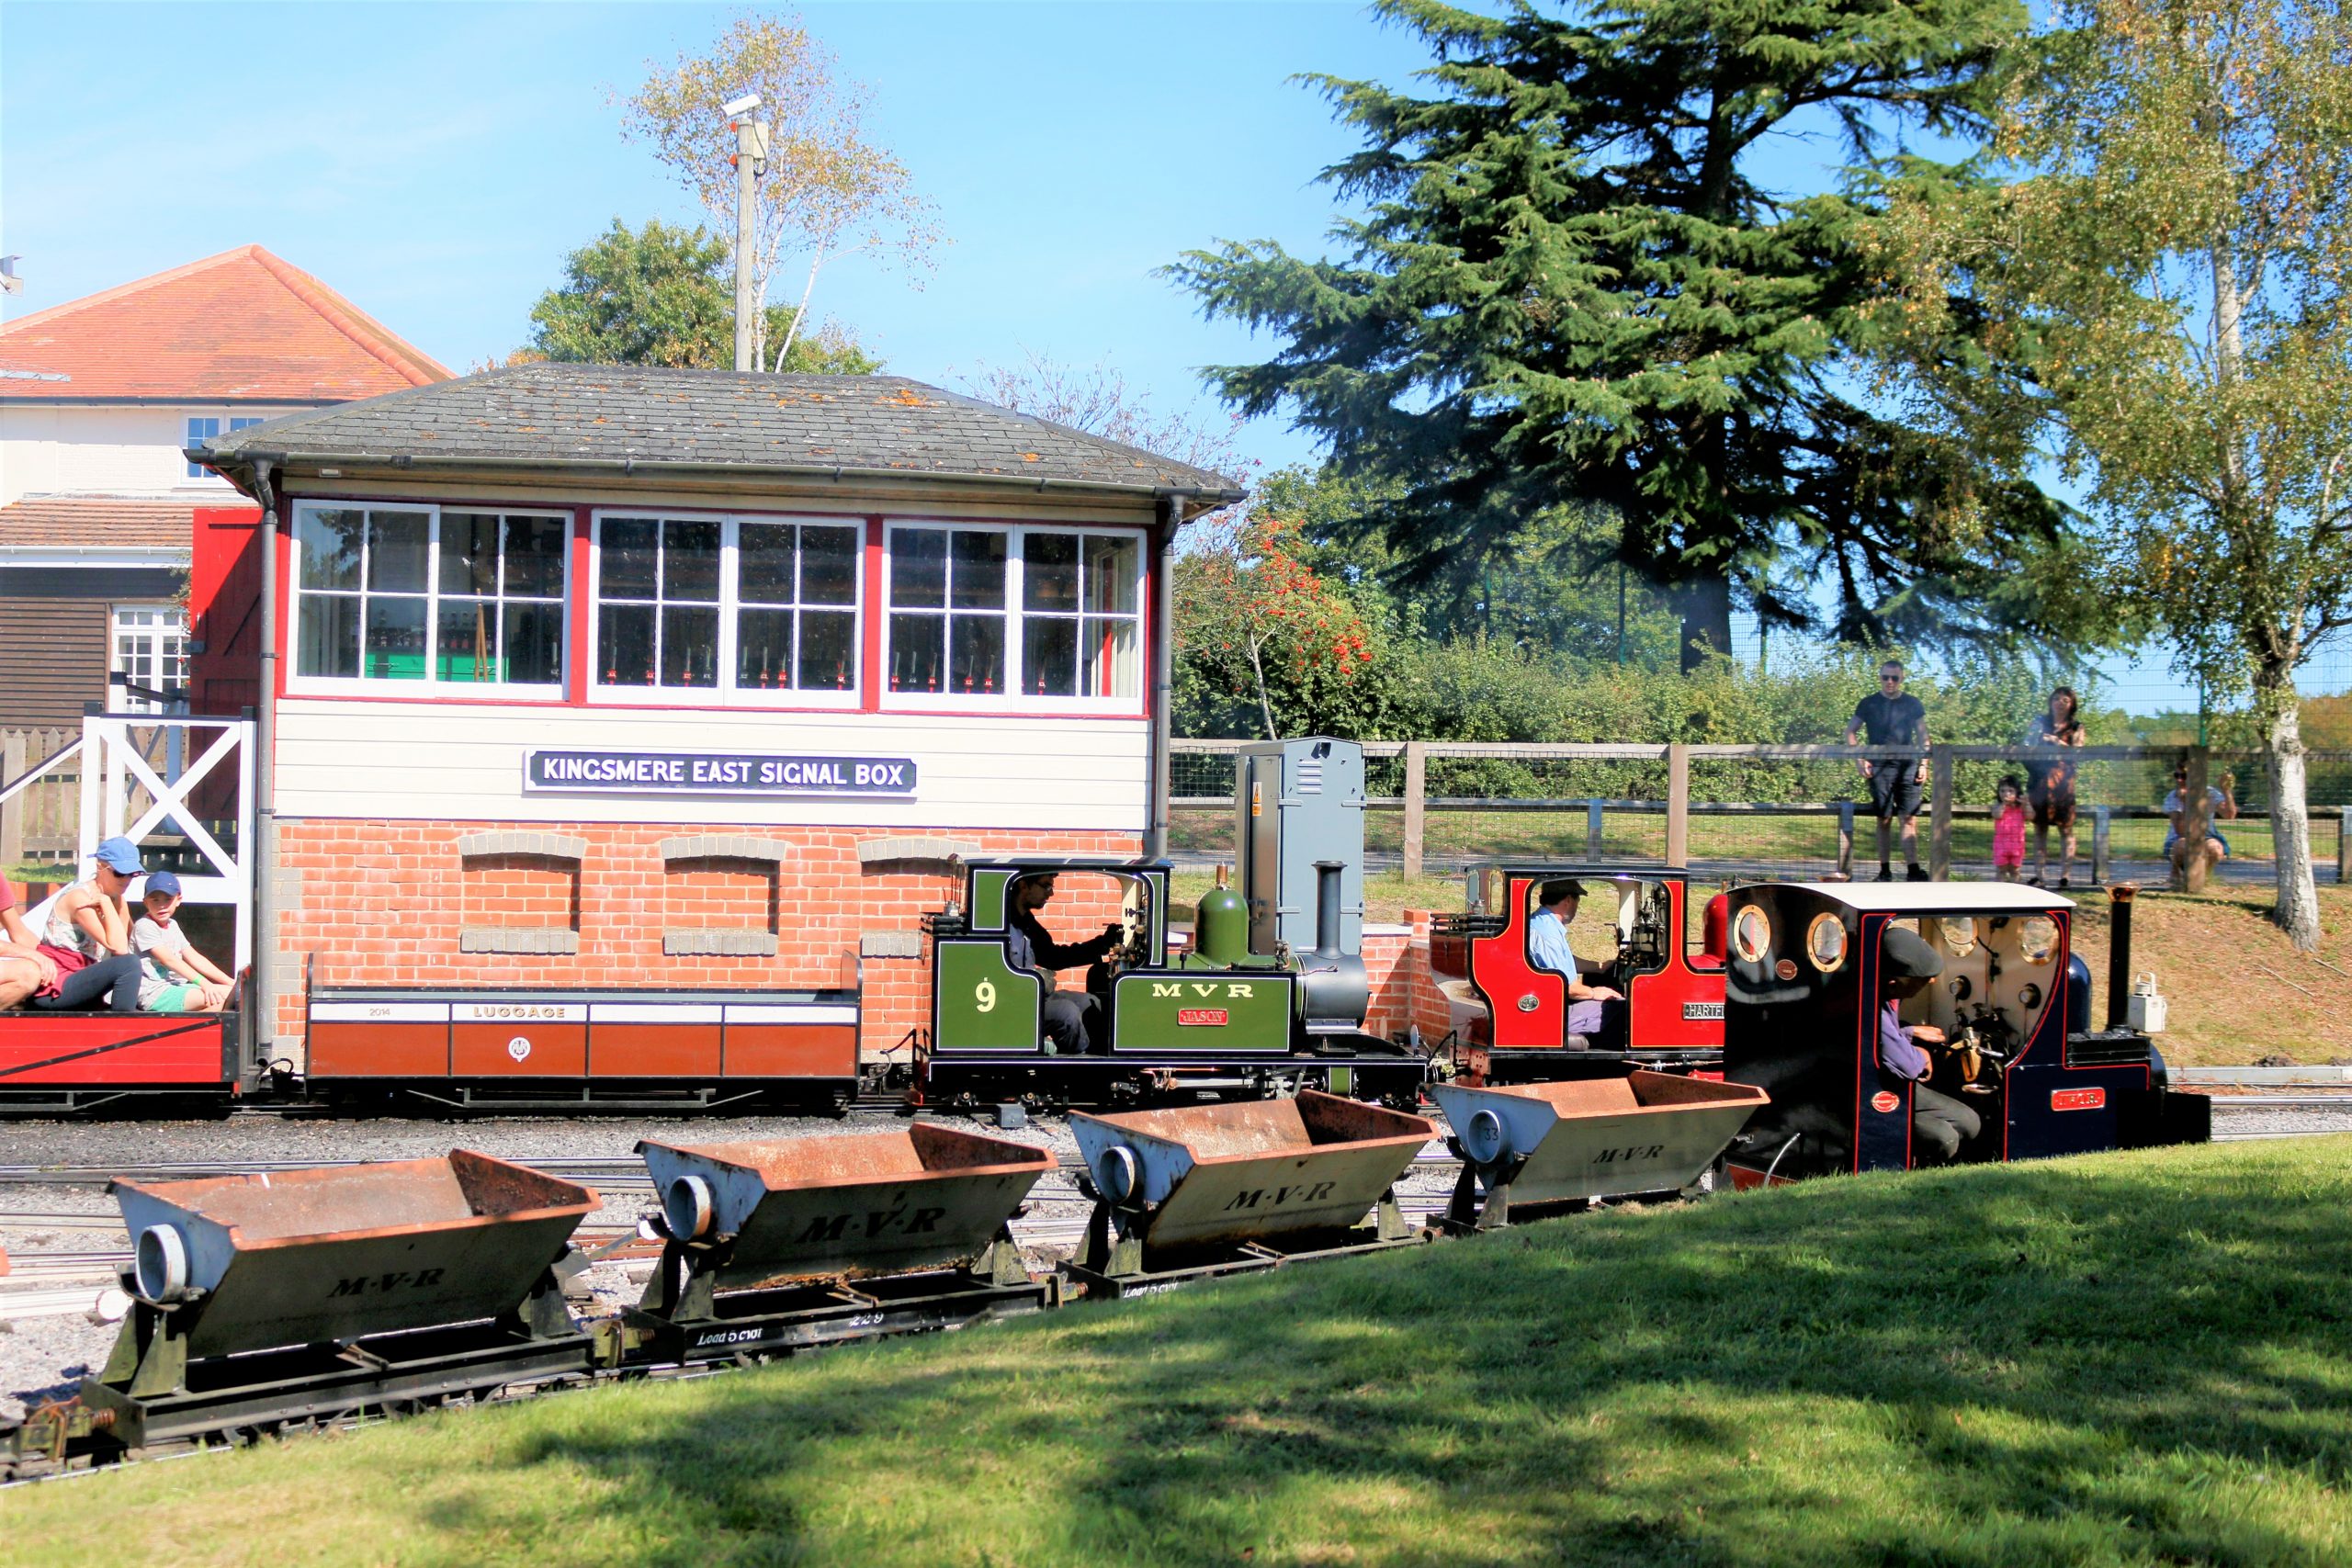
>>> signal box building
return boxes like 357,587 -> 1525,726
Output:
192,364 -> 1239,1062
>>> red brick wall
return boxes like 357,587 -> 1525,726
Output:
665,857 -> 777,932
276,820 -> 1142,1058
461,853 -> 579,929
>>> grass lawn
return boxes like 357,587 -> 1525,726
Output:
6,1138 -> 2348,1566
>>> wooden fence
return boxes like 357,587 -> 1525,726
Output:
0,728 -> 83,866
1171,739 -> 2352,886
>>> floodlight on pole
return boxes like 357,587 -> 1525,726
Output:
730,107 -> 771,373
0,256 -> 21,297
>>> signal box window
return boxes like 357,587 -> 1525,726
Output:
589,513 -> 864,706
597,516 -> 721,688
885,524 -> 1143,709
737,521 -> 858,694
438,513 -> 568,685
290,504 -> 568,694
888,527 -> 1008,696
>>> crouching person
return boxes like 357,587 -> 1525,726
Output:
133,871 -> 232,1012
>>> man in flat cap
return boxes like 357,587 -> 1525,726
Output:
1528,878 -> 1624,1046
1879,926 -> 1980,1163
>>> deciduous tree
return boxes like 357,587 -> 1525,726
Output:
526,218 -> 879,373
1878,0 -> 2352,947
1180,512 -> 1378,740
1170,0 -> 2088,671
617,11 -> 939,371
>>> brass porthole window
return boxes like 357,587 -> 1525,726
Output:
2018,915 -> 2061,965
1732,906 -> 1772,965
1937,916 -> 1978,958
1804,913 -> 1848,974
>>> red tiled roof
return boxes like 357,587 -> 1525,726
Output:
0,245 -> 450,401
0,498 -> 201,552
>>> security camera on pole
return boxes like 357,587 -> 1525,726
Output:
725,92 -> 770,373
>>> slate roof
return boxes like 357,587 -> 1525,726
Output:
0,245 -> 449,401
195,363 -> 1247,504
0,498 -> 199,552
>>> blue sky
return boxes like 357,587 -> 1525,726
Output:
4,0 -> 2299,711
2,0 -> 1413,457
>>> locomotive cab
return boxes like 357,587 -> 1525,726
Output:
1719,883 -> 2211,1185
924,857 -> 1188,1057
916,852 -> 1421,1109
1432,864 -> 1726,1085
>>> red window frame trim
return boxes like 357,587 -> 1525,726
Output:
268,491 -> 1159,723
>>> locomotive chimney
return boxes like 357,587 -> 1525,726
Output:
1311,859 -> 1344,959
2106,884 -> 2137,1030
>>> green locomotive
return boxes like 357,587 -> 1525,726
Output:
912,740 -> 1425,1109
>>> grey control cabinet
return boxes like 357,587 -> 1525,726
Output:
1234,738 -> 1365,956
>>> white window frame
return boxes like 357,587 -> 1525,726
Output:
284,501 -> 571,699
110,604 -> 189,712
185,417 -> 220,480
880,521 -> 1148,715
184,415 -> 265,480
586,510 -> 865,710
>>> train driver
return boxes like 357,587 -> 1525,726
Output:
1527,878 -> 1626,1047
1879,927 -> 1981,1164
1007,873 -> 1123,1055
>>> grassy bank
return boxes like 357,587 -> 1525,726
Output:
6,1138 -> 2348,1566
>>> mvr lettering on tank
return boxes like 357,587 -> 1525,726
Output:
794,1206 -> 948,1244
1591,1145 -> 1667,1164
1219,1179 -> 1339,1212
1148,983 -> 1259,998
327,1268 -> 448,1297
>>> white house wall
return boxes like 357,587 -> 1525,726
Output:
0,403 -> 311,504
273,699 -> 1148,832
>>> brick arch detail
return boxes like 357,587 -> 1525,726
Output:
658,834 -> 800,865
457,830 -> 588,862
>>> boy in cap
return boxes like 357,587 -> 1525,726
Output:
132,871 -> 232,1012
28,835 -> 145,1013
1527,878 -> 1625,1046
1878,926 -> 1979,1163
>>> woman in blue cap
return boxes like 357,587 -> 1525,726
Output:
28,835 -> 147,1013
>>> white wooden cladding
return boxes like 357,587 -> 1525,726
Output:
272,699 -> 1148,831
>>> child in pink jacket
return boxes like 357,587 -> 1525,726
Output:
1992,776 -> 2029,881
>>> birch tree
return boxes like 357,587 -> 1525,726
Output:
617,11 -> 941,371
1878,0 -> 2352,947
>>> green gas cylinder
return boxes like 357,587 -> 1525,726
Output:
1193,864 -> 1250,967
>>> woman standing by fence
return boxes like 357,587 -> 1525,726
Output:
2022,687 -> 2086,889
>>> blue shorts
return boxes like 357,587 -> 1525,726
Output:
2164,829 -> 2229,857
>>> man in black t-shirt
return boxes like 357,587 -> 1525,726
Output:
1846,660 -> 1931,882
1006,873 -> 1123,1054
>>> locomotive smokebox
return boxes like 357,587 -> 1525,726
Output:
1296,858 -> 1371,1034
1236,738 -> 1369,1033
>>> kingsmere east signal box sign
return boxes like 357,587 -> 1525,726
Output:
525,750 -> 917,796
